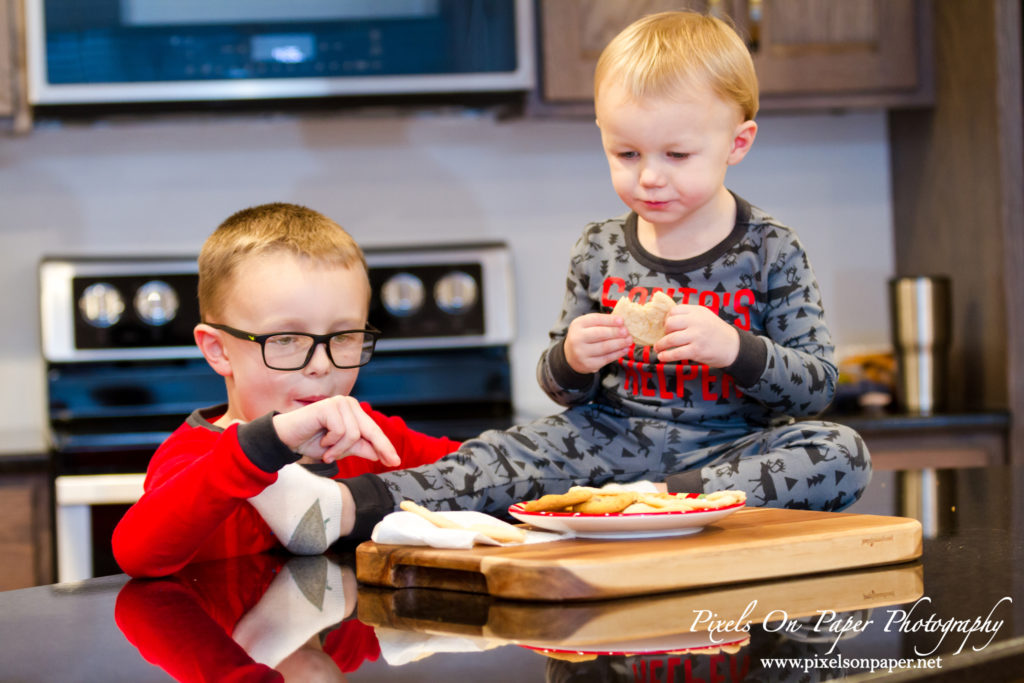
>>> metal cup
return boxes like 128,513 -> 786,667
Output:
888,276 -> 951,415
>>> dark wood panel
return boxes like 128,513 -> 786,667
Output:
888,0 -> 1023,463
866,431 -> 1006,471
0,472 -> 52,589
994,0 -> 1024,467
0,0 -> 12,117
747,0 -> 922,94
538,0 -> 707,102
0,0 -> 31,133
536,0 -> 933,111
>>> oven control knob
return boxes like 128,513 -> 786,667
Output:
78,282 -> 125,328
134,280 -> 180,326
434,271 -> 478,315
381,273 -> 424,317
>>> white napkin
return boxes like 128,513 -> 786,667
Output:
371,510 -> 569,549
600,480 -> 660,493
374,626 -> 506,665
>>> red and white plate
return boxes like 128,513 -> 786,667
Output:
508,493 -> 745,539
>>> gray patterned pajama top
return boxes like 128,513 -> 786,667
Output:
345,194 -> 871,538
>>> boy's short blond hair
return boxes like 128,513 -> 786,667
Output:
594,10 -> 759,121
198,202 -> 369,321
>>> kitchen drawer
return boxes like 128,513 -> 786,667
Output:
0,472 -> 53,590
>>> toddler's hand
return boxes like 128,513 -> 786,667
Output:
564,313 -> 632,374
272,396 -> 400,467
654,305 -> 740,368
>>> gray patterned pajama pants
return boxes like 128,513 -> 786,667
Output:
377,403 -> 872,516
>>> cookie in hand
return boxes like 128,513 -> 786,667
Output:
611,291 -> 675,346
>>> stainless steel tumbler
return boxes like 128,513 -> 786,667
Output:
888,276 -> 951,415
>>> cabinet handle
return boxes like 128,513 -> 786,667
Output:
748,0 -> 763,53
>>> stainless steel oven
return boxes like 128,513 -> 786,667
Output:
41,243 -> 515,581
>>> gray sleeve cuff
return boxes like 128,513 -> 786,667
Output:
724,330 -> 767,388
236,412 -> 300,473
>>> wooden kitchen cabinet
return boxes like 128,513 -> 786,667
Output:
735,0 -> 932,109
0,468 -> 53,590
0,0 -> 31,133
0,0 -> 12,117
537,0 -> 933,111
837,413 -> 1010,472
538,0 -> 710,103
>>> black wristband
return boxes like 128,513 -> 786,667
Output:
236,412 -> 300,473
344,474 -> 396,541
665,468 -> 704,494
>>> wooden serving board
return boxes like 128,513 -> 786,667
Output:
356,508 -> 922,601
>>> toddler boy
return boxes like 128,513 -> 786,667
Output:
331,11 -> 872,539
113,203 -> 460,577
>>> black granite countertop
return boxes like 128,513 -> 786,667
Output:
2,465 -> 1024,681
818,410 -> 1010,434
0,450 -> 49,474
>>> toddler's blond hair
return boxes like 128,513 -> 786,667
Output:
594,10 -> 758,121
198,202 -> 368,321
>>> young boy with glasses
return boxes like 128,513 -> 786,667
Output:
113,203 -> 460,577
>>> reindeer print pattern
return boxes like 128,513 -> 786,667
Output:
379,406 -> 870,513
538,196 -> 838,428
376,195 -> 871,515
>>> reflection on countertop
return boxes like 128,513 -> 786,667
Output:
1,465 -> 1024,680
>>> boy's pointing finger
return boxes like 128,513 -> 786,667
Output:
352,408 -> 400,467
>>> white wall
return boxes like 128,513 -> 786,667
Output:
0,108 -> 893,444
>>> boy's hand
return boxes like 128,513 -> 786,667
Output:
272,396 -> 400,467
654,305 -> 740,368
564,313 -> 632,374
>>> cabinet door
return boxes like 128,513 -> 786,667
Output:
539,0 -> 723,102
0,0 -> 31,132
0,472 -> 52,590
733,0 -> 928,104
537,0 -> 931,109
0,0 -> 13,117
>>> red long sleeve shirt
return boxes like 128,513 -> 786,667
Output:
112,403 -> 460,577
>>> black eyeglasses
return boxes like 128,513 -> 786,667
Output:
206,323 -> 381,371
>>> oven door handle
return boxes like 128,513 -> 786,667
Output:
55,473 -> 146,506
55,474 -> 145,583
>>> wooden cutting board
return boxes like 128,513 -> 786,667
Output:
356,508 -> 922,601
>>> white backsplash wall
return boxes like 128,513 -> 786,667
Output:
0,108 -> 892,442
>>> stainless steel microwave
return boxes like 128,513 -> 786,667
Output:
26,0 -> 534,105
